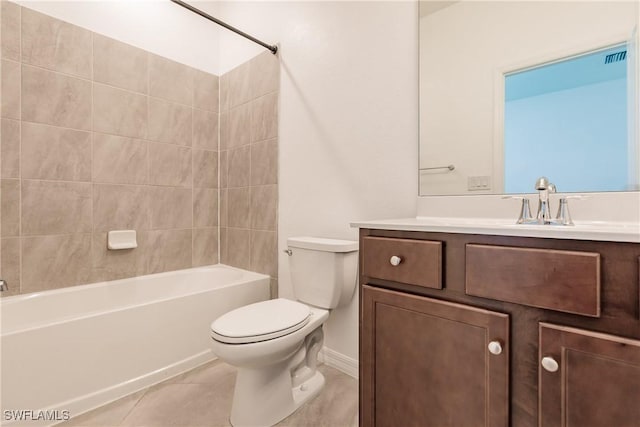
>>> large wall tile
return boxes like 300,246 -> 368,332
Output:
148,97 -> 192,146
193,149 -> 218,189
21,122 -> 91,181
251,138 -> 278,185
193,109 -> 218,150
250,230 -> 277,276
219,189 -> 228,227
143,229 -> 192,274
1,179 -> 20,237
250,185 -> 277,231
1,238 -> 21,297
93,34 -> 148,94
22,233 -> 92,292
2,18 -> 280,296
270,278 -> 278,299
93,133 -> 147,184
228,104 -> 250,149
249,51 -> 279,99
149,54 -> 194,106
1,1 -> 20,61
22,64 -> 91,130
219,111 -> 229,151
21,7 -> 92,78
228,146 -> 250,188
1,59 -> 20,119
227,187 -> 250,229
219,73 -> 230,113
194,188 -> 218,228
93,83 -> 147,138
149,186 -> 193,230
148,143 -> 192,187
1,118 -> 20,178
193,69 -> 219,112
250,92 -> 278,143
219,150 -> 228,189
92,232 -> 146,282
227,61 -> 251,108
22,180 -> 91,235
193,228 -> 218,267
225,228 -> 250,270
219,227 -> 228,264
93,184 -> 150,232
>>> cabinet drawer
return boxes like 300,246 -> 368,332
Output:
362,236 -> 442,289
466,244 -> 600,317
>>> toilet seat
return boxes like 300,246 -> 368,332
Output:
211,299 -> 311,344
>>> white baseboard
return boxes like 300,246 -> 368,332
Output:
319,347 -> 359,379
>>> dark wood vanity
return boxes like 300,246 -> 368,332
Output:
359,228 -> 640,427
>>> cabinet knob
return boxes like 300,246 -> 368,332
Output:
541,356 -> 559,372
389,255 -> 402,266
488,341 -> 503,355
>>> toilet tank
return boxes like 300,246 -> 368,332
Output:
287,237 -> 359,309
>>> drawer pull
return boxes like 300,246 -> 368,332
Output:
541,356 -> 559,372
487,341 -> 503,355
389,255 -> 402,266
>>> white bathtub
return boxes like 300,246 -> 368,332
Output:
0,265 -> 270,426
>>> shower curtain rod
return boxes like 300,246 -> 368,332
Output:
170,0 -> 278,55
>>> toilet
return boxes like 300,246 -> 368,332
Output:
210,236 -> 359,427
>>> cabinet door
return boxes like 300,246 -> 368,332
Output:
361,285 -> 509,427
539,323 -> 640,427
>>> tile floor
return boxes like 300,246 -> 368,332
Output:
60,361 -> 358,427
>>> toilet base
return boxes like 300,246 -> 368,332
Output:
229,368 -> 325,427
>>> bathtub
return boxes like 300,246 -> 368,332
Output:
0,265 -> 270,426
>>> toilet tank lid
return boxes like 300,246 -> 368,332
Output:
287,236 -> 358,253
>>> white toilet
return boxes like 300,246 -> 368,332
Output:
210,236 -> 358,427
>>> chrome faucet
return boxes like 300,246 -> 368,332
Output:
535,176 -> 556,225
0,279 -> 8,292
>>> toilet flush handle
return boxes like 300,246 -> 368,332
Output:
389,256 -> 402,266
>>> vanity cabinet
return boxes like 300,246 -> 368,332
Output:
361,285 -> 509,427
359,229 -> 640,427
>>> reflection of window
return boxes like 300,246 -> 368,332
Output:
504,44 -> 628,193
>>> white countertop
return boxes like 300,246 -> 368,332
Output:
351,217 -> 640,243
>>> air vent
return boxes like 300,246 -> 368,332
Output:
605,50 -> 626,64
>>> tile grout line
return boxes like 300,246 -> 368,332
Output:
191,76 -> 195,267
90,31 -> 95,279
18,3 -> 23,293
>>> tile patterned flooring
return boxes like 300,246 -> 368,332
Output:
60,361 -> 358,427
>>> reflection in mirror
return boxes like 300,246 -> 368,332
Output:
504,44 -> 629,193
419,1 -> 640,196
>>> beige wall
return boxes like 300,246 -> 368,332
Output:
0,2 -> 221,296
219,52 -> 279,297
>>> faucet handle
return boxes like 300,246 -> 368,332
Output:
555,195 -> 587,226
555,198 -> 573,225
502,195 -> 534,224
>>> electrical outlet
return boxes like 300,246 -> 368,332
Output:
467,175 -> 491,191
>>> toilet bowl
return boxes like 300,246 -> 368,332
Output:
210,237 -> 358,427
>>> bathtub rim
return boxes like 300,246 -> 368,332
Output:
1,264 -> 270,337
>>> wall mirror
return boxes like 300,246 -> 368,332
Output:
419,1 -> 639,196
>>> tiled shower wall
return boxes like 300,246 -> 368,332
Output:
219,52 -> 279,296
0,3 -> 221,296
